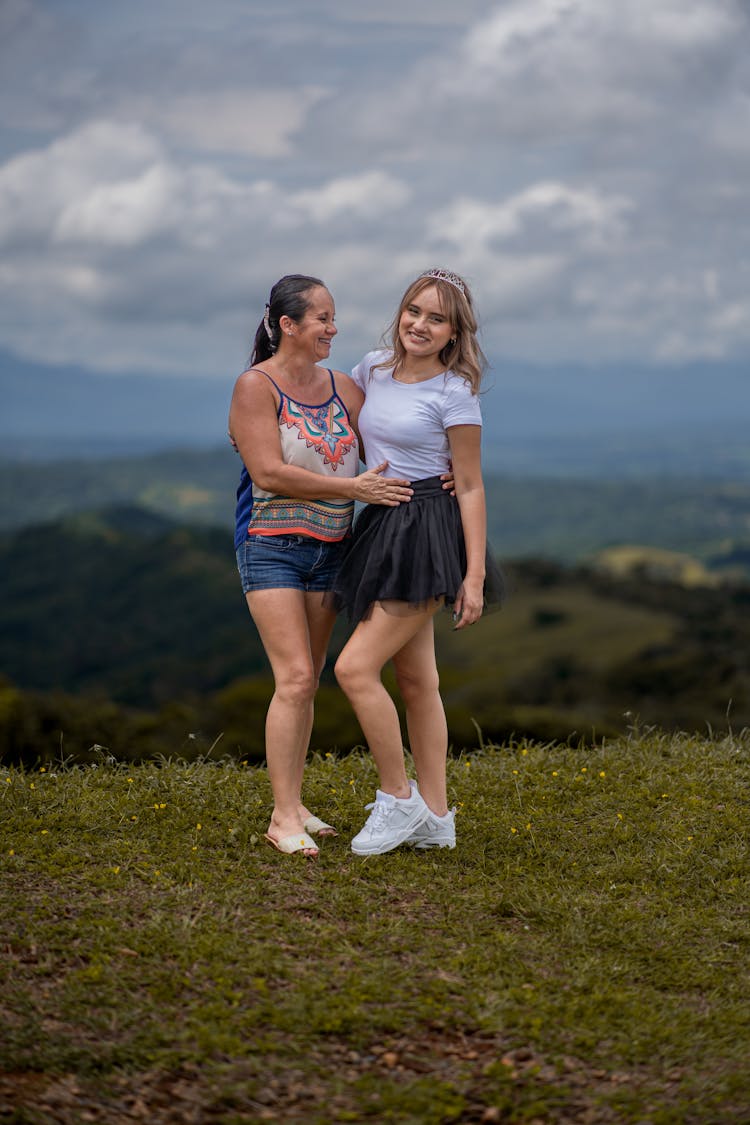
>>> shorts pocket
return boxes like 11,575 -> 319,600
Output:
249,535 -> 300,551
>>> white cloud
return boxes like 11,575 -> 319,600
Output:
629,0 -> 739,48
0,119 -> 415,371
0,119 -> 263,255
461,0 -> 573,68
459,0 -> 742,92
154,87 -> 328,158
359,0 -> 747,152
0,0 -> 749,376
706,299 -> 750,360
54,164 -> 180,246
429,183 -> 633,253
289,171 -> 411,224
0,120 -> 162,244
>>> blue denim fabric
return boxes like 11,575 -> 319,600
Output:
236,534 -> 345,594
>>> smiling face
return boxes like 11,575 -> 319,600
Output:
287,285 -> 337,360
397,284 -> 454,362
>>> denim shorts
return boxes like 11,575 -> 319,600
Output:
236,534 -> 346,594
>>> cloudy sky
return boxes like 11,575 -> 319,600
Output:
1,0 -> 749,382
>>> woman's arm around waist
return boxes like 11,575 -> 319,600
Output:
228,368 -> 412,506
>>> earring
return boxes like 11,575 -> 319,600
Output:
449,338 -> 456,345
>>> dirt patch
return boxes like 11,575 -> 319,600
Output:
0,1027 -> 703,1124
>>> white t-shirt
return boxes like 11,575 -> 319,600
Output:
351,350 -> 482,480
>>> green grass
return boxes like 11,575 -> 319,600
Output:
1,729 -> 749,1124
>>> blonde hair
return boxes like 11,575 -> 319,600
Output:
374,271 -> 486,394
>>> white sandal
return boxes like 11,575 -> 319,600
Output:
303,815 -> 338,837
264,831 -> 319,857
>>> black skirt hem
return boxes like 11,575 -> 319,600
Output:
325,476 -> 504,626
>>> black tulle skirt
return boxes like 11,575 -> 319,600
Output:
326,476 -> 505,625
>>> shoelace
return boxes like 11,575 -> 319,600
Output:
363,797 -> 393,833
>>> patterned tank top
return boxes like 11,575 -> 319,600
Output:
233,368 -> 359,547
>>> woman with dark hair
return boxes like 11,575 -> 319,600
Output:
228,275 -> 413,857
329,269 -> 503,856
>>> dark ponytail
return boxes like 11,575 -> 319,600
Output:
250,274 -> 326,364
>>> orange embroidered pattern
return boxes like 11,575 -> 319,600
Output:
279,396 -> 357,469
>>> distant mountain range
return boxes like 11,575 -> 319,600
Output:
2,346 -> 749,477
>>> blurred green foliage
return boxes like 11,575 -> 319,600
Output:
3,450 -> 750,571
2,508 -> 749,767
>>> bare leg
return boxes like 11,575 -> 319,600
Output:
392,617 -> 449,816
246,588 -> 337,852
334,600 -> 442,798
296,591 -> 339,833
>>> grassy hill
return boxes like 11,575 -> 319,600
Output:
2,509 -> 749,766
2,733 -> 749,1123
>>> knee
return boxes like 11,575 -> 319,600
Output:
395,665 -> 439,705
275,664 -> 317,706
334,651 -> 353,693
334,651 -> 367,698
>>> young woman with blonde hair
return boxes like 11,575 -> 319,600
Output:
329,268 -> 503,855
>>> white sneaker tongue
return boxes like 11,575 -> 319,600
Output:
375,790 -> 396,806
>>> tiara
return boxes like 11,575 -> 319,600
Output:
419,268 -> 466,295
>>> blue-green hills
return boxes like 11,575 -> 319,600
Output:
2,451 -> 749,766
2,445 -> 750,571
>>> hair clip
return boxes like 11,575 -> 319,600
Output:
263,302 -> 275,339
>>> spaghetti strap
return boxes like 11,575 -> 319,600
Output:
249,366 -> 337,399
248,366 -> 283,395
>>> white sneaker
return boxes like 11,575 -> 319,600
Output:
408,807 -> 457,849
351,781 -> 430,856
